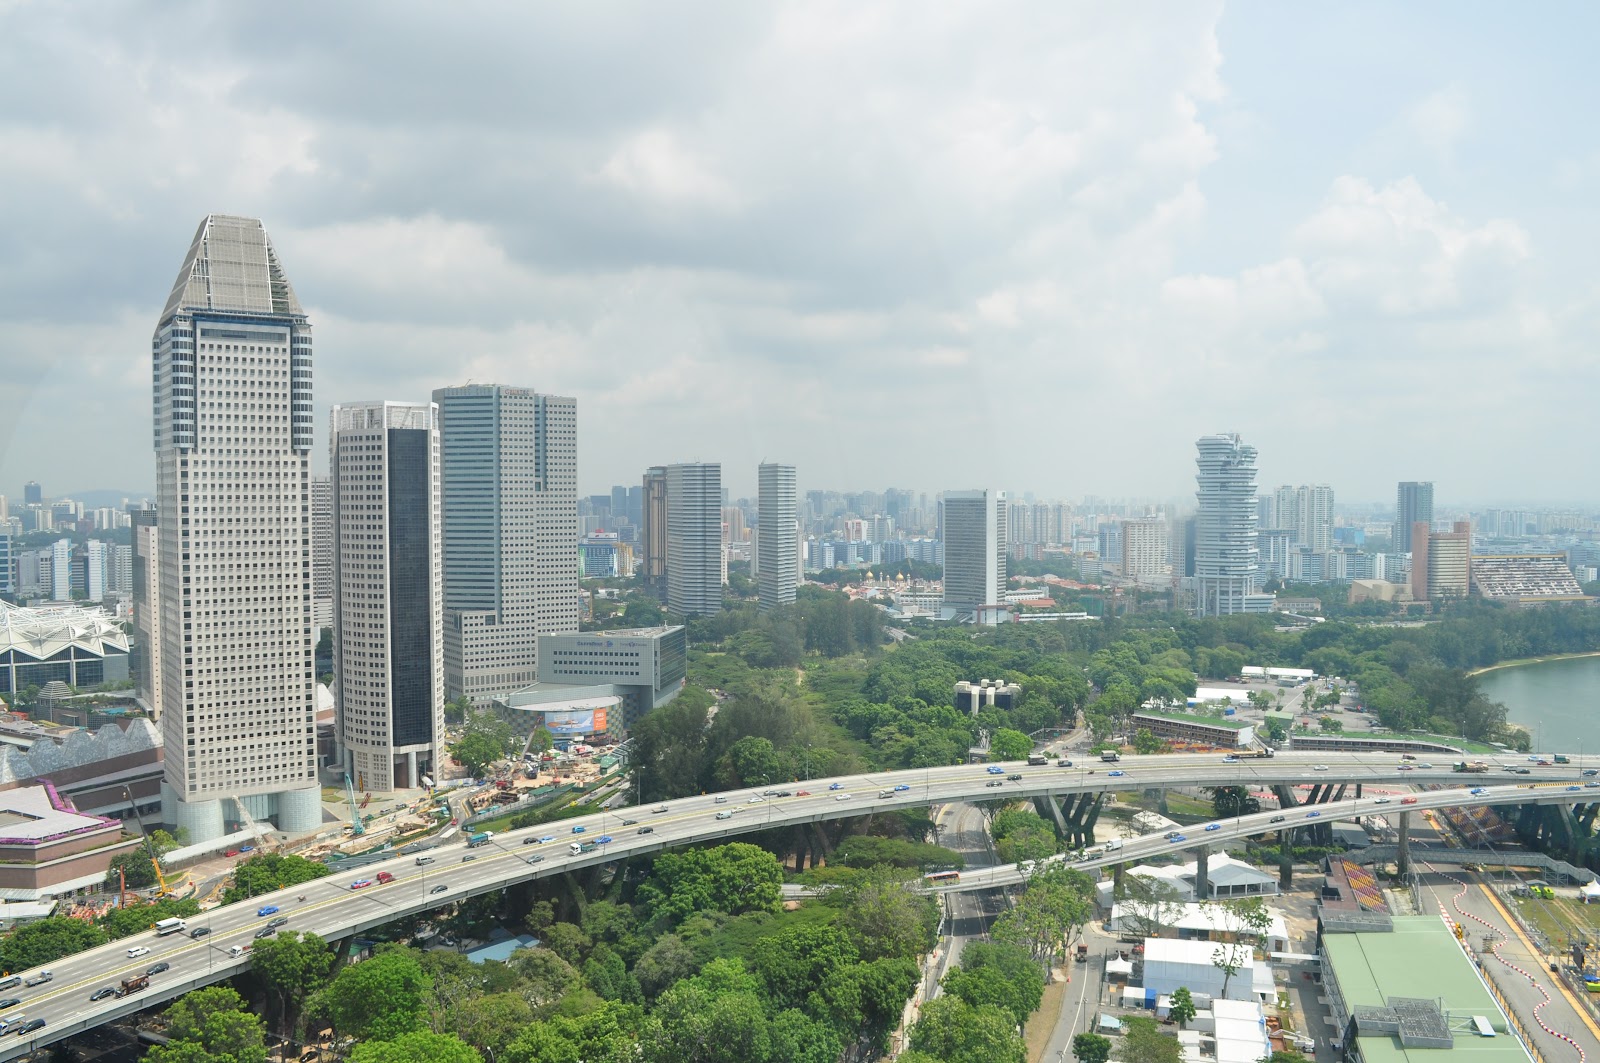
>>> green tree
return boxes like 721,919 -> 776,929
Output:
0,916 -> 108,974
441,993 -> 536,1057
97,897 -> 200,940
750,922 -> 859,1011
638,843 -> 783,923
993,864 -> 1094,969
1259,716 -> 1288,743
252,931 -> 335,1034
350,1031 -> 484,1063
222,853 -> 331,904
1131,728 -> 1166,755
831,866 -> 940,961
1112,873 -> 1187,939
1169,986 -> 1197,1029
312,946 -> 432,1041
450,710 -> 516,776
444,696 -> 474,726
1318,715 -> 1344,733
540,923 -> 594,966
584,944 -> 644,1003
717,736 -> 784,788
988,728 -> 1033,762
940,942 -> 1043,1025
507,946 -> 582,1014
105,850 -> 158,890
641,961 -> 772,1063
1206,785 -> 1260,819
1208,898 -> 1271,997
907,996 -> 1026,1063
503,1000 -> 645,1063
634,934 -> 699,1000
991,809 -> 1059,867
149,986 -> 268,1063
1074,1032 -> 1114,1063
1120,1015 -> 1181,1063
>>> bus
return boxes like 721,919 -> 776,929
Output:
924,871 -> 960,884
154,918 -> 187,937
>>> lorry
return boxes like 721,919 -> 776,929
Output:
154,918 -> 188,936
1027,754 -> 1048,766
116,975 -> 150,998
466,832 -> 492,848
1454,761 -> 1490,773
1076,944 -> 1088,964
1237,747 -> 1275,759
1556,755 -> 1571,765
1100,751 -> 1121,762
569,841 -> 599,855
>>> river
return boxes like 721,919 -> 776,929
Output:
1477,655 -> 1600,752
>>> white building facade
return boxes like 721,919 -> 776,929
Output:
1194,434 -> 1272,617
666,463 -> 723,617
332,401 -> 444,793
941,489 -> 1007,623
757,462 -> 799,612
149,214 -> 320,841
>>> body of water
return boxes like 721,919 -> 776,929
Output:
1477,655 -> 1600,753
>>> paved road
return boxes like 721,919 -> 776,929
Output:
1,750 -> 1597,1058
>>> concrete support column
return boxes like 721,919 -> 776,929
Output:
1397,811 -> 1411,876
1194,846 -> 1210,900
1279,828 -> 1294,888
274,785 -> 323,834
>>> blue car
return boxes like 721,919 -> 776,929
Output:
829,782 -> 845,790
256,905 -> 279,917
571,826 -> 586,834
1567,785 -> 1582,792
1204,823 -> 1221,832
894,784 -> 911,792
538,835 -> 555,844
1306,811 -> 1321,819
597,835 -> 613,845
1107,770 -> 1125,777
986,766 -> 1005,775
1168,834 -> 1186,843
1471,788 -> 1489,796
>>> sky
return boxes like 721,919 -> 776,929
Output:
1,1 -> 1597,506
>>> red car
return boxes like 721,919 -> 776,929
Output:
1401,797 -> 1418,805
223,849 -> 240,858
795,791 -> 811,797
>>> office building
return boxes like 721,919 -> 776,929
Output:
432,385 -> 577,706
1393,481 -> 1433,554
310,475 -> 333,630
1413,521 -> 1471,603
148,214 -> 320,842
0,526 -> 12,597
501,625 -> 687,734
1193,434 -> 1271,616
49,538 -> 71,601
22,483 -> 41,507
666,463 -> 723,616
1120,518 -> 1169,578
1294,484 -> 1334,554
131,510 -> 160,716
580,532 -> 634,578
941,489 -> 1007,623
641,466 -> 668,595
1097,523 -> 1122,565
332,401 -> 444,793
757,462 -> 799,612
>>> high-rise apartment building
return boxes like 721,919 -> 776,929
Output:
49,538 -> 71,601
666,463 -> 723,617
757,463 -> 799,612
1295,484 -> 1334,554
0,525 -> 12,596
132,510 -> 160,717
1412,520 -> 1471,603
941,489 -> 1006,623
1194,434 -> 1270,616
332,401 -> 444,792
310,475 -> 333,629
641,467 -> 668,596
1394,482 -> 1434,554
1120,518 -> 1169,578
433,385 -> 578,706
150,214 -> 320,841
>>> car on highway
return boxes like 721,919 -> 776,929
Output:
255,927 -> 277,940
893,784 -> 910,792
1568,785 -> 1583,792
522,837 -> 541,845
527,855 -> 545,864
1269,815 -> 1285,823
1396,764 -> 1413,771
1165,831 -> 1182,840
1529,755 -> 1541,761
431,884 -> 449,894
828,782 -> 845,790
1416,763 -> 1433,769
1401,797 -> 1418,805
147,962 -> 170,976
1306,811 -> 1321,818
257,905 -> 279,917
1107,770 -> 1126,777
1168,834 -> 1186,843
189,926 -> 212,939
985,780 -> 1003,788
21,973 -> 49,987
1006,773 -> 1023,781
350,879 -> 373,890
1057,759 -> 1072,767
598,835 -> 613,844
638,826 -> 654,834
795,790 -> 811,797
834,793 -> 851,801
621,819 -> 637,825
538,836 -> 555,844
89,988 -> 115,1002
267,917 -> 289,930
1587,782 -> 1600,789
714,795 -> 728,803
1223,755 -> 1238,762
748,795 -> 765,803
715,810 -> 735,820
986,765 -> 1005,775
1204,823 -> 1221,832
1585,769 -> 1599,777
13,1018 -> 43,1037
0,1000 -> 18,1011
126,947 -> 151,958
571,825 -> 586,833
462,854 -> 476,862
653,804 -> 670,813
762,789 -> 780,796
1375,798 -> 1391,805
1470,788 -> 1489,796
1515,768 -> 1532,775
224,849 -> 240,857
776,790 -> 793,797
1312,765 -> 1329,772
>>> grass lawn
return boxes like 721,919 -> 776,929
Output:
1507,893 -> 1600,949
1025,975 -> 1070,1062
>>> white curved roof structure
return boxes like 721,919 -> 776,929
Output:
0,602 -> 129,661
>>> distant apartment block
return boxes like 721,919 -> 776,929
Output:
941,489 -> 1007,624
1120,518 -> 1169,579
666,463 -> 723,617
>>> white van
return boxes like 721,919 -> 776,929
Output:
415,855 -> 435,866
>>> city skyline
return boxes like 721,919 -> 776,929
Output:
4,6 -> 1600,503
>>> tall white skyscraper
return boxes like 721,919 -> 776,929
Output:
50,538 -> 71,600
666,463 -> 723,617
941,489 -> 1006,623
1295,484 -> 1335,554
1194,434 -> 1270,617
757,463 -> 799,612
332,401 -> 444,792
310,475 -> 333,629
150,215 -> 320,841
434,385 -> 578,705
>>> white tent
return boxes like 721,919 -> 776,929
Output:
1107,957 -> 1135,977
1579,881 -> 1600,903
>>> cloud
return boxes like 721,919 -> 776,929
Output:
1407,84 -> 1471,158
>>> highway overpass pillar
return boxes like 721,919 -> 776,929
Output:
1278,828 -> 1293,889
1397,811 -> 1411,876
1194,846 -> 1210,900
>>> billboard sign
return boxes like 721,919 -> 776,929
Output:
541,707 -> 608,735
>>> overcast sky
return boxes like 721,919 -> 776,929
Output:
2,2 -> 1597,507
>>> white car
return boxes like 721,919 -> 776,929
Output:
1312,765 -> 1329,772
747,796 -> 764,804
126,946 -> 151,959
834,793 -> 852,802
1374,797 -> 1391,805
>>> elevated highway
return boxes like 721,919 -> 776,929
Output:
0,750 -> 1593,1057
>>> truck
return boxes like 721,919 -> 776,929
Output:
1454,761 -> 1490,774
154,917 -> 187,936
569,841 -> 599,855
116,975 -> 150,998
1238,747 -> 1275,759
466,832 -> 492,848
1100,751 -> 1121,762
1556,755 -> 1571,765
1027,754 -> 1048,766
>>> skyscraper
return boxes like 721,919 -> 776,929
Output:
23,482 -> 41,507
1296,484 -> 1334,554
757,463 -> 798,612
132,510 -> 160,717
310,475 -> 333,629
332,401 -> 444,792
433,385 -> 578,706
641,467 -> 668,596
941,489 -> 1006,623
1193,434 -> 1269,617
150,214 -> 319,841
1394,481 -> 1434,555
50,538 -> 71,601
0,525 -> 12,596
666,463 -> 723,617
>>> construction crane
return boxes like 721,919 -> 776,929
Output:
123,787 -> 171,898
344,773 -> 366,836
